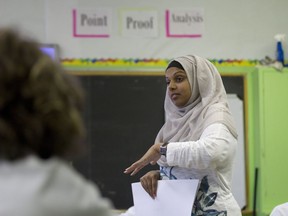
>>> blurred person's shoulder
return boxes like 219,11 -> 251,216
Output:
270,202 -> 288,216
0,155 -> 114,216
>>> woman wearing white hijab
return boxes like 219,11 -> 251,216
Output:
124,55 -> 241,215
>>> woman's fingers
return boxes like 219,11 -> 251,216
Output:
140,171 -> 160,199
124,160 -> 146,175
124,156 -> 153,175
140,177 -> 152,197
151,176 -> 158,198
129,163 -> 144,176
124,143 -> 162,175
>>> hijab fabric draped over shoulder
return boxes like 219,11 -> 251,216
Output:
155,55 -> 237,144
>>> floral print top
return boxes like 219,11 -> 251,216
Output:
158,123 -> 242,216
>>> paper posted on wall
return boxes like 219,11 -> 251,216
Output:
131,179 -> 200,216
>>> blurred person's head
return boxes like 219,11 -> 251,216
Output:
0,28 -> 85,161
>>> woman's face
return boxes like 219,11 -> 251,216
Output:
165,67 -> 191,108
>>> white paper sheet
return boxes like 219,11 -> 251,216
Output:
131,179 -> 199,216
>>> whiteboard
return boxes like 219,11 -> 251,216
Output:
227,94 -> 246,209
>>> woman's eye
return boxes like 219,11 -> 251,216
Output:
175,76 -> 184,82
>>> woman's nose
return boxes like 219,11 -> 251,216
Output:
168,81 -> 176,89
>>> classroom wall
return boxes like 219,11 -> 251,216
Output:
0,0 -> 45,41
1,0 -> 288,60
1,1 -> 288,215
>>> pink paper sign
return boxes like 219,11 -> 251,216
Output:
165,9 -> 204,38
72,9 -> 111,38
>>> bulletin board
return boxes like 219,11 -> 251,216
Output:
71,71 -> 248,210
43,0 -> 288,60
1,0 -> 288,60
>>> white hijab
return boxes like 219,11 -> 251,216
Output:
155,55 -> 237,144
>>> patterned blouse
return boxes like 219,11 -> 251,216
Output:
159,123 -> 242,216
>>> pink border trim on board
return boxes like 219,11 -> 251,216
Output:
165,10 -> 202,38
72,9 -> 110,38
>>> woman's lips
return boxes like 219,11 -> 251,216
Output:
171,93 -> 180,100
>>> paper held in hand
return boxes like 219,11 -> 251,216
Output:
131,179 -> 200,216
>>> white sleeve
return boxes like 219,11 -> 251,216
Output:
165,123 -> 237,169
270,203 -> 288,216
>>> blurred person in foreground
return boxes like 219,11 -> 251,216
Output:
0,28 -> 114,216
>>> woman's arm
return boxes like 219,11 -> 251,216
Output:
165,123 -> 237,169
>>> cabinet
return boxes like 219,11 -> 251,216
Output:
253,67 -> 288,215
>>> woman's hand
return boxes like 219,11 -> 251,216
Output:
140,170 -> 160,199
124,143 -> 163,176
